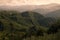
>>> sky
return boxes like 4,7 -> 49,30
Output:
0,0 -> 60,6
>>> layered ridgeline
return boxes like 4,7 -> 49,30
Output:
45,9 -> 60,19
0,10 -> 56,29
0,10 -> 60,40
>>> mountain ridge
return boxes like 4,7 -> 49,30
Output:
0,3 -> 60,15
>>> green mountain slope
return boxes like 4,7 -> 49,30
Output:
0,10 -> 59,40
0,10 -> 56,30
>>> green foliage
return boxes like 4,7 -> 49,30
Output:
0,10 -> 60,40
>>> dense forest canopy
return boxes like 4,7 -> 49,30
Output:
0,10 -> 60,40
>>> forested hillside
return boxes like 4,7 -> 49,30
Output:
0,10 -> 60,40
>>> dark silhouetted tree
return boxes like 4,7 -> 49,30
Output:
47,25 -> 58,34
0,21 -> 4,31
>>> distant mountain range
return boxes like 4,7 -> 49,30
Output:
33,3 -> 60,14
45,9 -> 60,18
0,3 -> 60,18
0,3 -> 60,14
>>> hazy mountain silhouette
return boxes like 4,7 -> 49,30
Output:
45,9 -> 60,18
33,3 -> 60,14
0,3 -> 60,15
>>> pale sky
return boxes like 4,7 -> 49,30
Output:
0,0 -> 60,6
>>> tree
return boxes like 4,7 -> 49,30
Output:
0,21 -> 4,31
47,19 -> 60,34
47,26 -> 58,34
